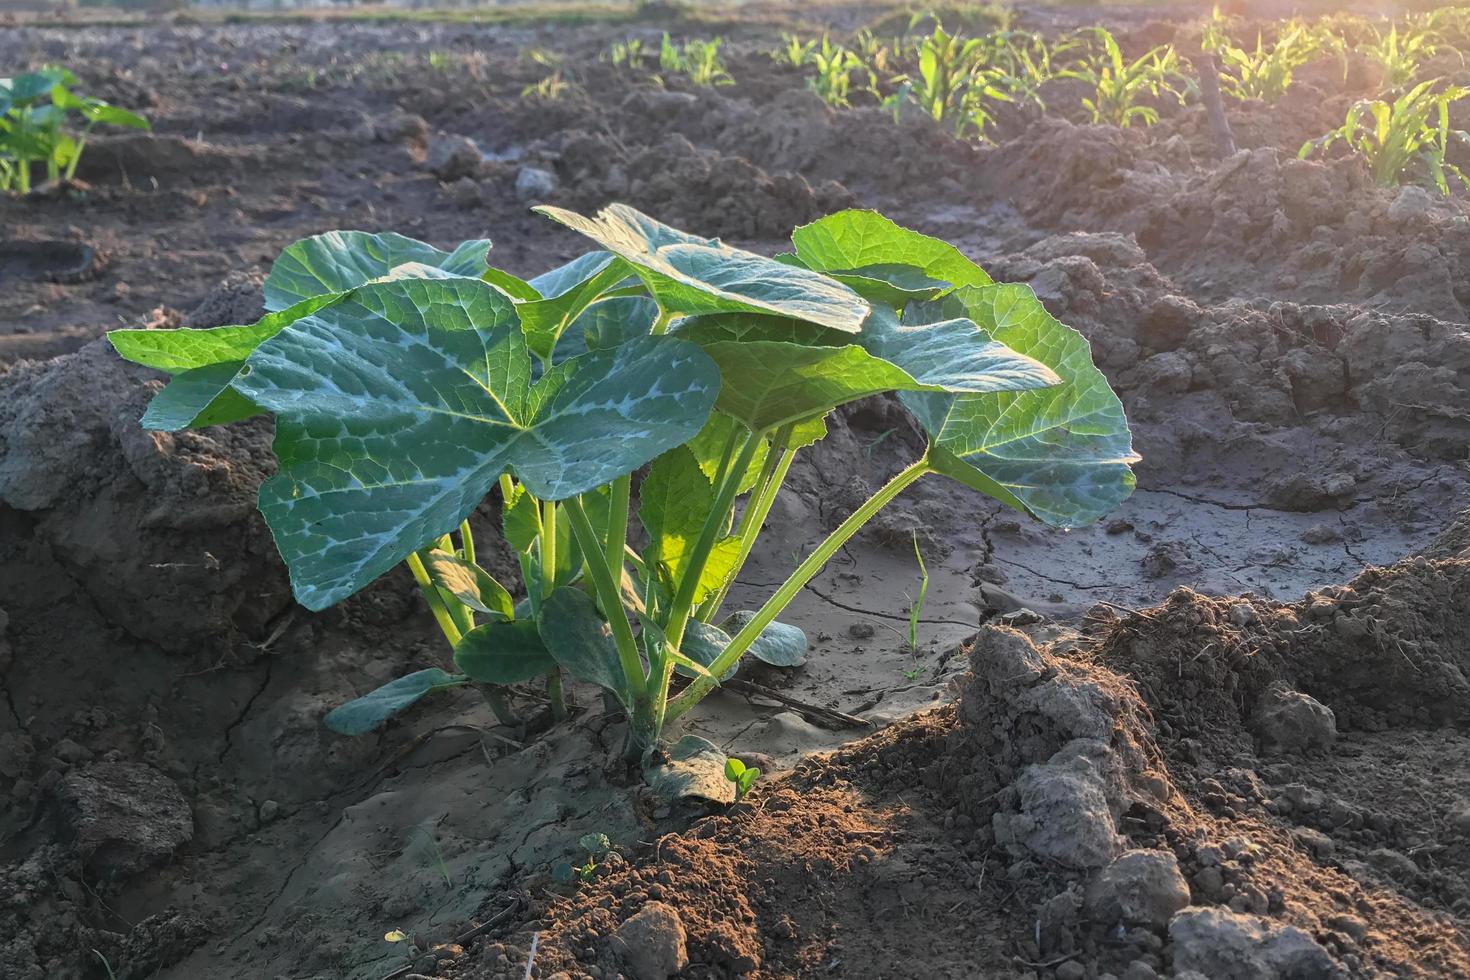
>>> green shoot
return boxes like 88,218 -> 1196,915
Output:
724,757 -> 762,801
907,532 -> 929,655
775,32 -> 817,68
610,38 -> 650,71
1357,21 -> 1458,90
1300,81 -> 1470,195
552,832 -> 612,884
659,33 -> 734,87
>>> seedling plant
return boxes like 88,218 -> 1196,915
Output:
1,67 -> 149,194
111,203 -> 1136,768
552,833 -> 612,884
1300,81 -> 1470,195
724,758 -> 761,801
1072,28 -> 1193,128
1216,28 -> 1324,103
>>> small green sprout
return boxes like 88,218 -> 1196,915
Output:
907,532 -> 929,655
659,33 -> 734,87
610,38 -> 650,71
552,832 -> 613,884
724,757 -> 762,801
1217,28 -> 1324,103
1356,21 -> 1458,90
775,33 -> 817,68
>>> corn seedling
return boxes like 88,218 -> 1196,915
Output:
1072,28 -> 1192,128
724,757 -> 761,801
1217,28 -> 1323,103
110,204 -> 1136,766
808,36 -> 865,107
1357,22 -> 1458,90
907,533 -> 930,654
610,38 -> 651,71
775,32 -> 817,68
1300,81 -> 1470,195
1,67 -> 149,194
659,33 -> 734,87
893,23 -> 1015,139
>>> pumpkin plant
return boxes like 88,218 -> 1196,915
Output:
109,204 -> 1136,762
1,67 -> 150,195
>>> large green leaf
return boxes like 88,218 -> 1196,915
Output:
233,275 -> 720,609
906,284 -> 1138,528
537,587 -> 632,704
454,618 -> 556,684
323,667 -> 468,735
564,296 -> 660,358
791,210 -> 993,290
110,295 -> 345,431
675,312 -> 1053,433
638,447 -> 741,606
535,204 -> 869,333
519,251 -> 634,360
264,231 -> 492,311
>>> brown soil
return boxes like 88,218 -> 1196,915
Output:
2,4 -> 1469,980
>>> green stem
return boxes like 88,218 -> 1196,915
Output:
546,668 -> 568,721
699,425 -> 796,622
63,125 -> 92,182
405,551 -> 464,647
563,496 -> 647,699
460,518 -> 476,565
667,457 -> 932,722
482,687 -> 521,728
541,500 -> 557,599
661,429 -> 762,654
650,307 -> 676,335
604,474 -> 631,580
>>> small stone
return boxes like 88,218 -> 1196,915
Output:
1366,847 -> 1419,882
1085,850 -> 1191,928
1299,524 -> 1342,545
1290,826 -> 1333,860
426,133 -> 482,181
848,622 -> 876,639
445,176 -> 482,208
514,166 -> 558,202
1122,962 -> 1160,980
1254,681 -> 1336,755
1137,351 -> 1192,393
259,799 -> 281,823
1169,908 -> 1335,980
1056,960 -> 1086,980
614,902 -> 688,980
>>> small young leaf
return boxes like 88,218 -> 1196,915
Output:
454,619 -> 557,684
676,619 -> 739,682
791,209 -> 993,291
536,204 -> 869,333
501,483 -> 541,553
686,412 -> 770,494
421,551 -> 515,618
551,861 -> 576,884
720,611 -> 808,668
323,668 -> 468,735
537,587 -> 633,706
579,832 -> 612,856
724,757 -> 747,781
264,231 -> 492,311
384,930 -> 409,943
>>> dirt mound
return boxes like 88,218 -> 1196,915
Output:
453,604 -> 1470,980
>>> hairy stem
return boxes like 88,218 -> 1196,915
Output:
541,500 -> 557,599
667,457 -> 931,721
604,474 -> 631,580
460,518 -> 476,566
405,551 -> 464,647
563,496 -> 648,700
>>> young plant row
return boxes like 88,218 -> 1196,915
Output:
109,204 -> 1137,766
1,67 -> 149,195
